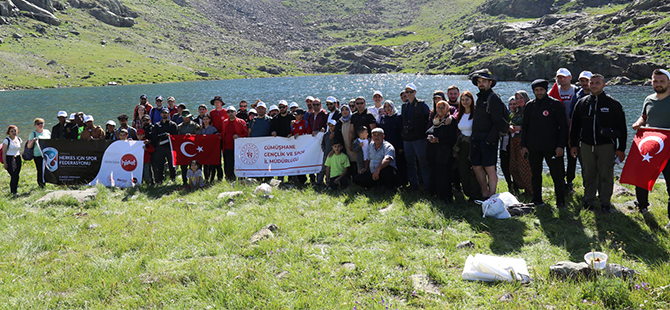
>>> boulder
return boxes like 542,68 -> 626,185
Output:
195,70 -> 209,77
12,0 -> 61,25
12,33 -> 22,39
35,188 -> 98,204
479,0 -> 555,18
605,263 -> 638,280
89,8 -> 134,27
626,61 -> 665,80
250,223 -> 279,244
549,261 -> 593,279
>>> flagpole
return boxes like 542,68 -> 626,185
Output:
639,126 -> 670,132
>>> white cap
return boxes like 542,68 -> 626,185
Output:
328,119 -> 337,126
106,120 -> 116,126
256,102 -> 267,109
578,71 -> 593,80
289,102 -> 299,109
269,105 -> 279,111
373,90 -> 383,97
57,111 -> 67,118
84,115 -> 94,122
326,96 -> 337,103
278,100 -> 288,107
556,68 -> 572,77
657,69 -> 670,80
249,108 -> 257,114
227,106 -> 237,112
69,113 -> 76,120
405,83 -> 417,91
371,127 -> 384,135
305,96 -> 315,101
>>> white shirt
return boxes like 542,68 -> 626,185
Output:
3,137 -> 22,156
458,114 -> 473,137
357,138 -> 369,161
367,105 -> 383,124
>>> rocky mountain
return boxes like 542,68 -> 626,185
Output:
0,0 -> 668,89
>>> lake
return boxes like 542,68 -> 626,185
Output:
0,73 -> 655,175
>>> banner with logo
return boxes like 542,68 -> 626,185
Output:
170,134 -> 221,165
235,133 -> 324,177
39,140 -> 144,187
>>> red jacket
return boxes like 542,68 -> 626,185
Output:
220,117 -> 248,150
210,108 -> 229,134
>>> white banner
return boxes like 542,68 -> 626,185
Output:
235,133 -> 325,177
88,140 -> 145,187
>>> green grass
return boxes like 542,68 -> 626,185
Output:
0,160 -> 669,308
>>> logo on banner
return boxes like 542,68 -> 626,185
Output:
43,147 -> 59,172
180,142 -> 204,157
241,143 -> 259,165
121,154 -> 138,172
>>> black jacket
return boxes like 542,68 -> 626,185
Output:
472,89 -> 509,144
521,95 -> 568,152
570,92 -> 627,151
151,119 -> 178,148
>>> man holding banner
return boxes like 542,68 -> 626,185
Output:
623,69 -> 670,229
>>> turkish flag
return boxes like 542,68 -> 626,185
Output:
548,83 -> 564,108
620,128 -> 670,191
170,134 -> 222,165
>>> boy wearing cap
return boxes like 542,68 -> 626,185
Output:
52,111 -> 68,140
166,97 -> 179,118
324,140 -> 350,190
105,120 -> 117,141
368,91 -> 385,123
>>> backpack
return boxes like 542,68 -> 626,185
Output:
481,91 -> 510,135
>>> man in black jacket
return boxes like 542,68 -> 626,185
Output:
151,108 -> 178,184
570,74 -> 627,213
521,79 -> 568,207
401,83 -> 431,190
470,69 -> 509,199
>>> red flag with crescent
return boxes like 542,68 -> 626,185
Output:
620,128 -> 670,191
170,134 -> 221,165
548,83 -> 564,107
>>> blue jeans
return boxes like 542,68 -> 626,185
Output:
403,139 -> 430,189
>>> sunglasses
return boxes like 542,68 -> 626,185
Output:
240,105 -> 247,108
227,110 -> 235,113
355,102 -> 365,105
405,90 -> 416,93
36,122 -> 44,125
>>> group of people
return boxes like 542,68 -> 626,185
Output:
3,68 -> 670,229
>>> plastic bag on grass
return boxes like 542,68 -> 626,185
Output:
254,183 -> 272,194
475,192 -> 519,219
462,254 -> 532,283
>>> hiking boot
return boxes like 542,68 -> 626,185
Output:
635,201 -> 649,214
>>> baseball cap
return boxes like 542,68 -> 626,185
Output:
294,108 -> 305,115
69,113 -> 76,120
137,129 -> 146,135
106,120 -> 116,126
155,95 -> 163,101
326,96 -> 337,103
140,94 -> 147,99
371,127 -> 384,135
249,108 -> 257,114
84,115 -> 94,122
167,96 -> 175,102
556,68 -> 572,77
373,90 -> 383,97
405,83 -> 417,91
227,106 -> 237,112
256,102 -> 267,109
579,71 -> 593,80
289,102 -> 298,109
305,96 -> 315,101
328,119 -> 337,126
278,100 -> 288,107
269,105 -> 279,112
161,107 -> 169,113
57,111 -> 67,118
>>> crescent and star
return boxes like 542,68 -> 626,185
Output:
180,142 -> 204,157
638,136 -> 665,163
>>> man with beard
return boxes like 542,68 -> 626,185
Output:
51,111 -> 68,139
446,85 -> 460,109
271,100 -> 295,138
249,102 -> 273,137
521,79 -> 568,208
631,69 -> 670,229
237,100 -> 250,124
325,96 -> 341,126
115,114 -> 137,140
570,74 -> 627,213
576,71 -> 592,99
151,108 -> 178,184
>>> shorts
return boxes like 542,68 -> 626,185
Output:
470,139 -> 498,167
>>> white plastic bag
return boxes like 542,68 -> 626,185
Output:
462,254 -> 531,283
476,192 -> 519,219
254,183 -> 272,194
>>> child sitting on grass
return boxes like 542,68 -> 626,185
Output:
325,140 -> 350,190
187,159 -> 205,189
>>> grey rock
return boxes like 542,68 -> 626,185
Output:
605,263 -> 638,280
341,262 -> 356,271
456,240 -> 475,249
612,183 -> 634,196
12,0 -> 61,25
35,188 -> 98,204
608,76 -> 632,85
379,203 -> 394,214
13,33 -> 23,39
69,30 -> 80,35
498,292 -> 513,302
250,223 -> 279,244
0,38 -> 3,44
409,274 -> 442,295
89,8 -> 134,27
88,223 -> 99,230
268,179 -> 281,188
195,70 -> 209,77
217,191 -> 244,200
47,60 -> 57,65
549,261 -> 593,279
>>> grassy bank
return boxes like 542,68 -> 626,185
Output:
0,161 -> 669,309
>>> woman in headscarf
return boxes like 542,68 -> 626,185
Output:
335,104 -> 357,178
509,90 -> 533,195
379,100 -> 407,186
426,100 -> 458,203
